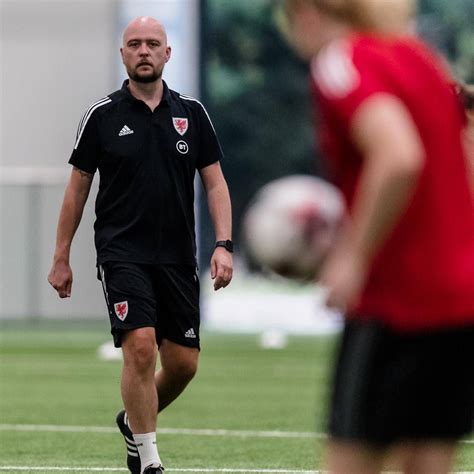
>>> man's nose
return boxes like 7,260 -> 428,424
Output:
138,43 -> 149,55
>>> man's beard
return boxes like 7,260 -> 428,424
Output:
129,67 -> 162,83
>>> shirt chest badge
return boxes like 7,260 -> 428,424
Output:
176,140 -> 189,155
173,117 -> 189,136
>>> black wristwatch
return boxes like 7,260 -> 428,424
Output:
215,240 -> 234,253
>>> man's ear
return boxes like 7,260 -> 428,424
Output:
165,46 -> 172,63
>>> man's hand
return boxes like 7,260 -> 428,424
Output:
48,167 -> 93,299
210,247 -> 233,291
48,259 -> 73,298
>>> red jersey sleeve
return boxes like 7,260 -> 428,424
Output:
311,37 -> 395,127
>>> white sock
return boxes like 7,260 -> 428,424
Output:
133,432 -> 162,473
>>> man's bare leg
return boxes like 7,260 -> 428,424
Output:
121,327 -> 162,472
121,327 -> 158,433
155,339 -> 199,412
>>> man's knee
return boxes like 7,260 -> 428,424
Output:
166,355 -> 198,383
177,356 -> 198,381
122,328 -> 157,371
160,342 -> 199,383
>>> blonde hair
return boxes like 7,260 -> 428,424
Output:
287,0 -> 417,34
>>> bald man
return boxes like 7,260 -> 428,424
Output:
48,17 -> 233,474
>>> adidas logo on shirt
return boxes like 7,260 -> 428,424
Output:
118,125 -> 134,136
185,328 -> 197,338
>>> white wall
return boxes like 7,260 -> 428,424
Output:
0,0 -> 118,168
0,0 -> 118,319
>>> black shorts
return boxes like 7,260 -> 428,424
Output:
329,319 -> 474,446
98,262 -> 200,349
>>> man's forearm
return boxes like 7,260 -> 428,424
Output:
53,172 -> 92,261
54,193 -> 85,262
206,182 -> 232,241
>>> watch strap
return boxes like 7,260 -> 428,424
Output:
215,240 -> 234,253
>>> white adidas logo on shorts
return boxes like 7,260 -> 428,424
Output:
185,328 -> 197,338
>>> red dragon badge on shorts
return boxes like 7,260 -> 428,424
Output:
114,301 -> 129,321
173,117 -> 189,136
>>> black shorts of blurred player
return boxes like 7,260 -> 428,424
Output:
328,320 -> 474,469
98,262 -> 201,350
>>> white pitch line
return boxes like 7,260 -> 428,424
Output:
0,468 -> 321,473
0,423 -> 473,445
0,424 -> 321,439
0,469 -> 472,474
0,469 -> 127,473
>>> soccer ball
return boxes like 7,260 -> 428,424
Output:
243,175 -> 345,280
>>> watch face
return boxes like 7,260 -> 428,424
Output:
216,240 -> 233,252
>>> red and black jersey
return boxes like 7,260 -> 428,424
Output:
69,80 -> 223,267
312,34 -> 474,331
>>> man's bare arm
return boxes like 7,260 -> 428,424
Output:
199,162 -> 233,290
48,167 -> 94,298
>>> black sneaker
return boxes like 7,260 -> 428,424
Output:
116,409 -> 141,474
143,465 -> 165,473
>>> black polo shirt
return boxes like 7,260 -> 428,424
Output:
69,80 -> 223,266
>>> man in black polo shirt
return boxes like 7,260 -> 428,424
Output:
48,17 -> 233,474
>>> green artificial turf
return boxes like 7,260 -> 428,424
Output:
0,323 -> 472,473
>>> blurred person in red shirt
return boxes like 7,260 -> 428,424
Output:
281,0 -> 474,473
